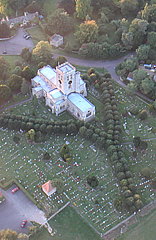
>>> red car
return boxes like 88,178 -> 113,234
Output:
21,220 -> 27,228
11,187 -> 19,193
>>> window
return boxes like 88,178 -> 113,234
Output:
77,113 -> 80,117
70,74 -> 72,79
86,111 -> 91,117
67,75 -> 69,81
59,80 -> 62,84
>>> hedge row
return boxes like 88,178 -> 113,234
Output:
100,77 -> 143,212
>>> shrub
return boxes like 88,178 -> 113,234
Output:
141,167 -> 152,179
139,110 -> 147,120
123,190 -> 132,198
117,172 -> 126,181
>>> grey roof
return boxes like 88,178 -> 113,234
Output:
56,99 -> 65,105
50,34 -> 63,41
33,86 -> 42,92
68,93 -> 95,113
49,89 -> 63,99
58,63 -> 73,73
32,76 -> 53,92
32,75 -> 43,83
40,66 -> 56,80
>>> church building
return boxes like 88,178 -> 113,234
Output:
31,62 -> 95,122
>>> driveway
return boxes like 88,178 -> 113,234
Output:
0,184 -> 46,234
0,27 -> 34,55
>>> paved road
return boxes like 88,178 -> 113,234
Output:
0,27 -> 34,55
0,184 -> 46,234
53,53 -> 153,103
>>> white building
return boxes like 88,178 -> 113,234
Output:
49,34 -> 63,47
31,62 -> 95,122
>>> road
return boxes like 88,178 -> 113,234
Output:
0,27 -> 34,55
53,53 -> 153,103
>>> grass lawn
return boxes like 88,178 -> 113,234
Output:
0,55 -> 22,70
27,26 -> 47,42
117,208 -> 156,240
31,206 -> 101,240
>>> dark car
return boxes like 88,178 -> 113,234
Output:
11,187 -> 19,193
3,50 -> 7,54
21,220 -> 27,228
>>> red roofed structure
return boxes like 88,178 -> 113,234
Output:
42,180 -> 56,196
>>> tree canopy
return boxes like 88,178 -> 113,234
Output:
75,20 -> 99,44
32,41 -> 53,64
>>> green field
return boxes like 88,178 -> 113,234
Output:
31,206 -> 101,240
117,208 -> 156,240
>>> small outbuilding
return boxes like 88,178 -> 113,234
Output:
42,180 -> 56,196
49,34 -> 63,47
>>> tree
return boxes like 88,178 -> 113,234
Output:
136,44 -> 150,61
120,0 -> 138,17
45,9 -> 73,36
12,66 -> 22,76
0,229 -> 18,240
139,110 -> 147,120
75,20 -> 98,44
57,56 -> 67,65
75,0 -> 92,20
87,176 -> 98,188
125,82 -> 137,96
51,178 -> 64,194
21,79 -> 29,95
60,143 -> 71,162
141,167 -> 152,179
147,31 -> 156,49
141,77 -> 154,95
133,68 -> 147,89
20,47 -> 32,62
0,56 -> 10,81
32,94 -> 38,107
64,42 -> 72,53
7,74 -> 23,91
17,233 -> 29,240
57,0 -> 76,15
140,140 -> 148,150
43,152 -> 51,160
25,129 -> 35,141
32,41 -> 53,64
0,22 -> 11,37
0,85 -> 12,101
22,66 -> 35,82
133,136 -> 141,148
114,196 -> 123,211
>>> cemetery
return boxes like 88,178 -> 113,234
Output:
0,75 -> 156,238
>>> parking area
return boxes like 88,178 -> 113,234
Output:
0,27 -> 34,55
0,184 -> 46,234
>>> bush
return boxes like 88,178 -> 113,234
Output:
123,190 -> 132,198
141,167 -> 152,179
140,140 -> 148,150
139,110 -> 147,120
87,176 -> 99,188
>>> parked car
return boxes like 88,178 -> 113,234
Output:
144,64 -> 152,69
25,35 -> 31,40
11,187 -> 19,193
3,50 -> 7,54
23,34 -> 28,38
21,220 -> 27,228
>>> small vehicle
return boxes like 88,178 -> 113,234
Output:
144,64 -> 152,69
21,220 -> 27,228
25,35 -> 31,40
3,50 -> 7,54
23,34 -> 28,38
11,187 -> 19,193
